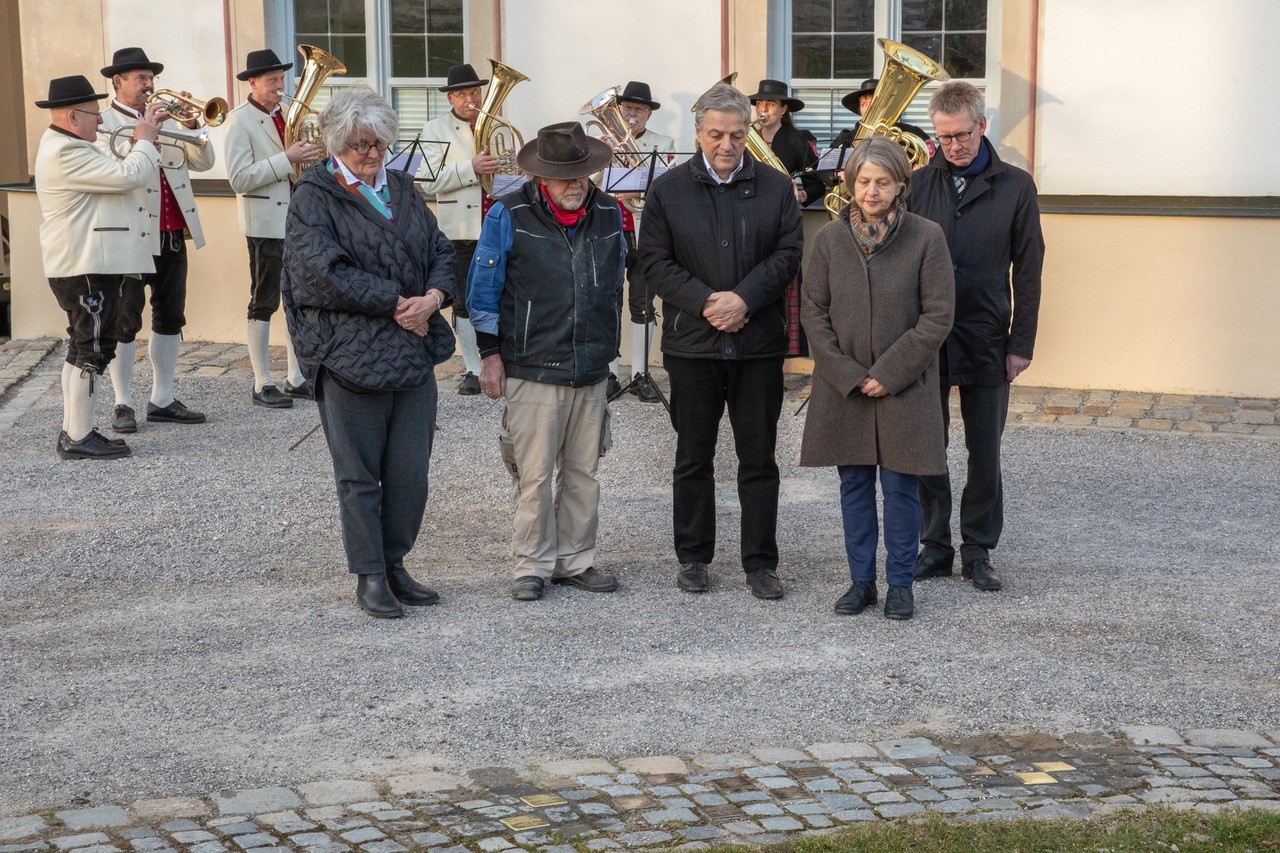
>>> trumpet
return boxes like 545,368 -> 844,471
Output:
145,89 -> 229,127
98,124 -> 209,169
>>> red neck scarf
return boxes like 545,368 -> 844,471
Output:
540,184 -> 587,227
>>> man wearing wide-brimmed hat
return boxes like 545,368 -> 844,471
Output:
416,62 -> 500,397
830,77 -> 934,162
33,74 -> 162,459
222,48 -> 321,410
466,122 -> 626,602
97,47 -> 214,434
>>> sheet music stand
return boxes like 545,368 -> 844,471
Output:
387,134 -> 450,183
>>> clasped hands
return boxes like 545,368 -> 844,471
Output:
394,290 -> 444,337
702,291 -> 748,333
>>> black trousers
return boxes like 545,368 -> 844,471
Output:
918,381 -> 1010,565
623,230 -> 655,324
49,274 -> 122,373
246,236 -> 284,321
451,239 -> 476,320
316,368 -> 439,575
664,354 -> 784,573
118,232 -> 187,342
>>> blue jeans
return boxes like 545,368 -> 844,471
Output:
838,465 -> 920,588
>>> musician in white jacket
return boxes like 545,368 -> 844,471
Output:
34,75 -> 161,459
221,48 -> 319,408
415,63 -> 500,396
97,47 -> 213,432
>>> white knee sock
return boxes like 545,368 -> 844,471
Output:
283,324 -> 304,387
247,319 -> 273,391
65,366 -> 95,441
109,341 -> 136,409
609,357 -> 620,378
148,333 -> 180,407
61,362 -> 75,433
455,316 -> 482,376
629,321 -> 653,377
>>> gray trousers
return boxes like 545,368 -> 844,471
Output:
317,368 -> 439,574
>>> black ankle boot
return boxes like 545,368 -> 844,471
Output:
386,564 -> 440,606
356,573 -> 404,618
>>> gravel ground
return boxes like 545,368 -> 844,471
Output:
1,354 -> 1277,817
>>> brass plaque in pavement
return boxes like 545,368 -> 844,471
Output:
521,794 -> 568,807
645,773 -> 684,785
1013,771 -> 1057,785
969,766 -> 997,775
500,815 -> 550,830
1033,761 -> 1076,772
711,775 -> 755,791
701,804 -> 743,820
614,796 -> 658,811
773,786 -> 812,801
788,765 -> 827,778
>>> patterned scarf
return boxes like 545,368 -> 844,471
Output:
327,157 -> 393,220
847,199 -> 902,257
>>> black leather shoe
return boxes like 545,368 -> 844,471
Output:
253,385 -> 294,408
512,576 -> 545,601
58,428 -> 131,460
606,373 -> 621,399
884,585 -> 915,620
111,404 -> 137,434
458,372 -> 481,396
677,561 -> 709,593
963,558 -> 1003,591
552,566 -> 619,592
283,379 -> 314,400
147,399 -> 207,424
386,564 -> 440,606
833,580 -> 878,615
914,551 -> 954,581
627,375 -> 662,403
356,573 -> 404,618
746,567 -> 784,600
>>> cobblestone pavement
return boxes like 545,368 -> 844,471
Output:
4,338 -> 1277,439
2,729 -> 1279,852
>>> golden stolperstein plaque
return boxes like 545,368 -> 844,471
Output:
500,815 -> 550,830
1032,761 -> 1076,772
1013,771 -> 1058,785
521,794 -> 568,807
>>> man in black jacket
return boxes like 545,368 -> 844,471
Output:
909,81 -> 1045,592
468,123 -> 626,602
639,83 -> 804,600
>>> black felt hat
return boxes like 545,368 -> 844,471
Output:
616,81 -> 660,111
841,78 -> 880,115
747,79 -> 804,112
35,75 -> 108,109
439,63 -> 489,92
237,49 -> 294,82
516,122 -> 613,180
100,47 -> 164,78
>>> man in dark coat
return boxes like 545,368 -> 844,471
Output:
638,82 -> 804,600
909,81 -> 1045,592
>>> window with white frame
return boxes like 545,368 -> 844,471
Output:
784,0 -> 992,147
286,0 -> 463,147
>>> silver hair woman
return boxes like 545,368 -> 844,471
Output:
798,133 -> 955,622
281,82 -> 459,619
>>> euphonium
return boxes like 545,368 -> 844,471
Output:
146,89 -> 229,127
825,38 -> 948,218
282,44 -> 347,181
580,86 -> 645,213
473,59 -> 529,195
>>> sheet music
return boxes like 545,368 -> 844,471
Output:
491,174 -> 530,196
815,147 -> 854,171
603,165 -> 670,193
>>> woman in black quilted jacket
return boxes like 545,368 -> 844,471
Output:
281,85 -> 457,620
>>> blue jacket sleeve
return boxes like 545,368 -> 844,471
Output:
466,201 -> 513,355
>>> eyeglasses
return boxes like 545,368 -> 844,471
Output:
349,140 -> 390,155
69,109 -> 102,120
935,128 -> 977,146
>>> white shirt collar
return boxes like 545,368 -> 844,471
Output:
112,99 -> 142,119
701,152 -> 745,185
332,153 -> 388,192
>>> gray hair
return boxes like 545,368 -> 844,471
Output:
693,83 -> 751,127
845,136 -> 912,199
928,80 -> 985,123
318,84 -> 399,155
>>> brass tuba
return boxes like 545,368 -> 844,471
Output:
282,44 -> 347,181
825,38 -> 949,218
473,59 -> 529,196
146,89 -> 229,127
580,86 -> 646,213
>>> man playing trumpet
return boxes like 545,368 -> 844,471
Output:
98,47 -> 213,433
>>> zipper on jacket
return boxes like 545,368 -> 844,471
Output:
521,300 -> 531,355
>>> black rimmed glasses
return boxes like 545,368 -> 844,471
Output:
350,140 -> 390,155
935,128 -> 977,146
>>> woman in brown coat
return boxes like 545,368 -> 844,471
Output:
800,137 -> 955,621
